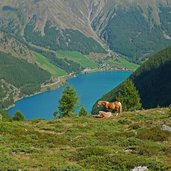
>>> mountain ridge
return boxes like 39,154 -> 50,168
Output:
1,0 -> 171,60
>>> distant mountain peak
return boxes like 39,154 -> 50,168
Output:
1,0 -> 171,60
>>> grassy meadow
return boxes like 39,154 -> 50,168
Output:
0,108 -> 171,170
56,51 -> 98,69
105,56 -> 140,71
33,52 -> 67,77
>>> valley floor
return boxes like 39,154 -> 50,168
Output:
0,108 -> 171,170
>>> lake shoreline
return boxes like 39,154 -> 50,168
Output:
6,70 -> 131,113
7,71 -> 131,119
5,73 -> 74,111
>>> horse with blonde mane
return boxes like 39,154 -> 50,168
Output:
97,100 -> 122,114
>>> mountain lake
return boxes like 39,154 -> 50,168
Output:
7,72 -> 131,120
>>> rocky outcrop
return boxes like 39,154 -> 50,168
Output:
161,124 -> 171,132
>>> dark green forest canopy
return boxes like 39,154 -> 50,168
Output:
94,6 -> 171,62
24,21 -> 106,55
92,46 -> 171,113
131,46 -> 171,108
0,51 -> 51,108
0,51 -> 51,88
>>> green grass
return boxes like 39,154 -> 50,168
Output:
33,52 -> 67,77
105,56 -> 140,71
56,51 -> 98,69
116,57 -> 139,71
0,108 -> 171,170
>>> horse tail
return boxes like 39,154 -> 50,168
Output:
118,102 -> 122,113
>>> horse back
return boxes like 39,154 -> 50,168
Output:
112,101 -> 121,110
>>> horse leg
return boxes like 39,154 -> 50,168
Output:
108,109 -> 112,112
116,108 -> 119,116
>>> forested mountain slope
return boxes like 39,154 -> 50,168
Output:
0,52 -> 51,108
92,46 -> 171,114
131,46 -> 171,108
93,0 -> 171,61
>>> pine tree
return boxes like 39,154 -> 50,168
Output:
58,84 -> 78,117
79,106 -> 88,117
0,109 -> 12,122
53,111 -> 58,120
116,79 -> 141,111
13,111 -> 25,121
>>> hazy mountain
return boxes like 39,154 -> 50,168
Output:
1,0 -> 171,61
92,45 -> 171,114
0,0 -> 105,54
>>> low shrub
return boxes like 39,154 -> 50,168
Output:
118,118 -> 132,125
129,123 -> 141,130
133,143 -> 162,156
74,146 -> 110,161
168,105 -> 171,117
137,127 -> 171,141
120,137 -> 144,147
50,165 -> 85,171
11,143 -> 36,153
76,153 -> 169,171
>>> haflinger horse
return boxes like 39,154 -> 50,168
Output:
97,100 -> 122,116
97,111 -> 112,118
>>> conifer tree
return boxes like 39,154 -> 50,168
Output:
58,85 -> 78,117
79,106 -> 88,117
116,79 -> 141,111
0,109 -> 12,121
53,111 -> 58,120
13,111 -> 25,121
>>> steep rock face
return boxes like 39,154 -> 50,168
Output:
0,32 -> 34,63
0,0 -> 103,41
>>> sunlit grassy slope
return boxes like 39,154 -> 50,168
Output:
33,52 -> 67,77
56,51 -> 98,69
105,56 -> 140,71
0,108 -> 171,170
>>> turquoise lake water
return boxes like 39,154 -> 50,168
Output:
7,72 -> 131,120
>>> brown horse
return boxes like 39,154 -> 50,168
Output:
97,100 -> 122,114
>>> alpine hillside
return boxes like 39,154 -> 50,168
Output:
0,108 -> 171,170
92,45 -> 171,114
